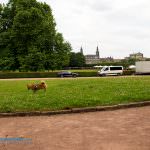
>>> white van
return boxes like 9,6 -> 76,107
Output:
98,66 -> 123,76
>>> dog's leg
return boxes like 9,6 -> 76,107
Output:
33,89 -> 37,93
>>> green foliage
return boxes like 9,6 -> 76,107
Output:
0,57 -> 15,70
123,70 -> 135,75
45,53 -> 57,71
54,33 -> 72,68
77,71 -> 97,77
19,51 -> 45,71
0,72 -> 57,78
69,52 -> 85,67
120,58 -> 136,68
0,0 -> 71,71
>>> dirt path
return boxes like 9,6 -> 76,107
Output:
0,106 -> 150,150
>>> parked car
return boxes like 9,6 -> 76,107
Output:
57,71 -> 79,78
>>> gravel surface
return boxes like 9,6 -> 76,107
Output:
0,106 -> 149,150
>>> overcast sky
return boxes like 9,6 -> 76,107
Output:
1,0 -> 150,58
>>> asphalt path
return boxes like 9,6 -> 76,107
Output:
0,75 -> 149,81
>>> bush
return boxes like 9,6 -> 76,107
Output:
123,70 -> 135,75
77,71 -> 97,77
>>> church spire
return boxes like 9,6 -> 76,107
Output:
80,46 -> 83,54
96,46 -> 100,59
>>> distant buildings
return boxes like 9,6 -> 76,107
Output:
80,46 -> 114,64
81,46 -> 100,64
125,52 -> 146,61
79,46 -> 147,64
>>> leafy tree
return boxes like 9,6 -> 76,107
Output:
69,52 -> 76,67
19,50 -> 45,71
45,53 -> 57,71
0,57 -> 15,71
54,33 -> 72,69
0,0 -> 71,71
69,52 -> 85,67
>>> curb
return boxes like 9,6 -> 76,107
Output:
0,101 -> 150,118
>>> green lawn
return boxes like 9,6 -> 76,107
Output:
0,76 -> 150,112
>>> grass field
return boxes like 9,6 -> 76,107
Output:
0,76 -> 150,113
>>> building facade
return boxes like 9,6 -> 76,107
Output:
82,46 -> 101,64
125,52 -> 145,60
80,46 -> 114,64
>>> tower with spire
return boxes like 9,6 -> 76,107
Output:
80,45 -> 102,64
96,46 -> 100,59
80,46 -> 83,54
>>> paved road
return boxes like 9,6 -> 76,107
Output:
0,75 -> 149,81
0,106 -> 150,150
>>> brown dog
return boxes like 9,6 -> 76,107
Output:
27,81 -> 47,92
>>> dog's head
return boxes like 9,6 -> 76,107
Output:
40,80 -> 46,84
40,81 -> 47,88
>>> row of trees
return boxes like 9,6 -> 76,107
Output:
69,52 -> 85,67
0,0 -> 83,71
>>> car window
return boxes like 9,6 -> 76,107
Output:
110,67 -> 122,70
64,72 -> 71,74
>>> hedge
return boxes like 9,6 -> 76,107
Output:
123,70 -> 135,75
0,71 -> 98,79
0,70 -> 136,79
0,72 -> 57,79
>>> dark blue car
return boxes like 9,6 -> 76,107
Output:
57,71 -> 79,78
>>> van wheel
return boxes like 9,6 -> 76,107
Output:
61,75 -> 64,78
72,74 -> 76,78
101,74 -> 106,77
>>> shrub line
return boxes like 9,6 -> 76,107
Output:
0,101 -> 150,118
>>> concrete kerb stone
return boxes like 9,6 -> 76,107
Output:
0,101 -> 150,118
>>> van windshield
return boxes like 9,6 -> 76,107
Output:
101,67 -> 108,71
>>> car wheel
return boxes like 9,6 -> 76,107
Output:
101,74 -> 106,77
61,74 -> 64,78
